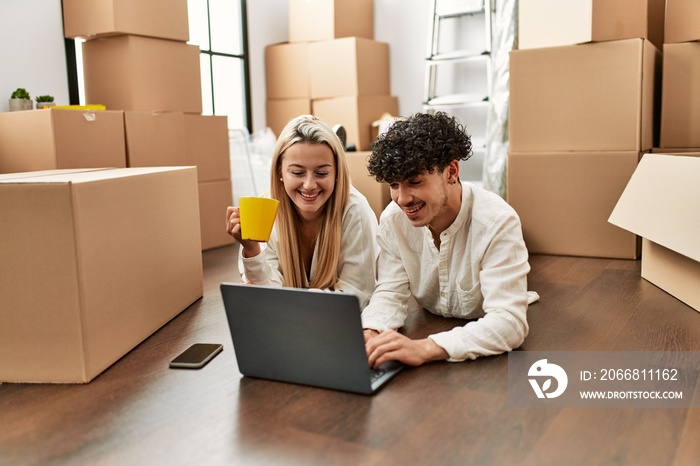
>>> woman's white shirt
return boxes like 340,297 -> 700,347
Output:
238,186 -> 379,309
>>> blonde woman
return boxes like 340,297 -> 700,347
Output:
226,115 -> 378,309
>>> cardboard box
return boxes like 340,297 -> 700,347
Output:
124,111 -> 186,167
0,109 -> 126,174
312,95 -> 398,151
345,151 -> 390,220
308,38 -> 390,100
198,179 -> 235,250
266,98 -> 312,139
507,151 -> 640,259
651,147 -> 700,156
0,167 -> 203,383
265,43 -> 310,99
509,39 -> 660,152
62,0 -> 189,41
0,168 -> 105,180
519,0 -> 665,50
289,0 -> 373,43
184,115 -> 231,183
665,0 -> 700,44
609,153 -> 700,312
660,43 -> 700,148
83,35 -> 202,113
639,239 -> 700,312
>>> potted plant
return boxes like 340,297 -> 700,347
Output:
35,95 -> 55,109
9,88 -> 33,111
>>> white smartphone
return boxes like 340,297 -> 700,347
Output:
169,343 -> 223,369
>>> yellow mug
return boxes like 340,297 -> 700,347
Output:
238,196 -> 280,242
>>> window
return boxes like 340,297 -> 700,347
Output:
188,0 -> 251,130
65,0 -> 250,131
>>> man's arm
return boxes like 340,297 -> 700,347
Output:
360,214 -> 413,331
429,213 -> 530,361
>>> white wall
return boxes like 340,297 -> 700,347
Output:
247,0 -> 290,132
0,0 -> 70,112
375,0 -> 432,118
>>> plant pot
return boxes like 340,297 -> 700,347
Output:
36,102 -> 56,110
9,98 -> 33,111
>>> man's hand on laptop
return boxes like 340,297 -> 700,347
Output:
365,329 -> 449,368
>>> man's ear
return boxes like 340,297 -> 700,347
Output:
447,160 -> 460,183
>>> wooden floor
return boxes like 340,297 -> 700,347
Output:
1,246 -> 700,466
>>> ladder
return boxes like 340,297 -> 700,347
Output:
423,0 -> 493,111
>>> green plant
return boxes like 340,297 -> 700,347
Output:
10,88 -> 30,100
35,95 -> 54,103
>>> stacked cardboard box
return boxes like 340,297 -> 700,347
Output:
345,151 -> 391,220
64,0 -> 201,113
0,109 -> 127,173
606,2 -> 700,311
506,0 -> 664,259
659,0 -> 700,150
61,0 -> 233,250
265,0 -> 398,151
518,0 -> 665,50
265,42 -> 313,139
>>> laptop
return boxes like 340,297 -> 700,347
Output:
220,283 -> 404,395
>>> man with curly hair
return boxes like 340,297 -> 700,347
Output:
362,112 -> 538,367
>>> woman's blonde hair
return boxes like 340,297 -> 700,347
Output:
270,115 -> 350,290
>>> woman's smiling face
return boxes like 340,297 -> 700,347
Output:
280,142 -> 336,221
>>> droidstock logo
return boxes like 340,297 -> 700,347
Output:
528,359 -> 568,399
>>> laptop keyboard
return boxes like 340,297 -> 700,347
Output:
370,367 -> 389,383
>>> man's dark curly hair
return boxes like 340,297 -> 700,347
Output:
367,111 -> 473,183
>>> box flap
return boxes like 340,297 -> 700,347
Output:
609,153 -> 700,261
0,168 -> 111,183
9,167 -> 195,184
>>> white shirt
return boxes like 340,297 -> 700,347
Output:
361,181 -> 532,362
239,186 -> 379,309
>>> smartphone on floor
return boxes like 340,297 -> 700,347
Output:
169,343 -> 223,369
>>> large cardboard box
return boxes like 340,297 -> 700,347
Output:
345,151 -> 390,220
660,43 -> 700,148
651,147 -> 700,156
665,0 -> 700,44
184,114 -> 231,183
0,168 -> 105,180
0,109 -> 126,174
198,179 -> 235,250
124,111 -> 186,167
83,35 -> 202,113
289,0 -> 373,43
312,95 -> 399,151
519,0 -> 665,50
509,39 -> 660,153
308,38 -> 390,100
266,99 -> 312,139
0,167 -> 203,383
265,43 -> 310,99
609,154 -> 700,312
507,151 -> 640,259
62,0 -> 189,41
